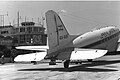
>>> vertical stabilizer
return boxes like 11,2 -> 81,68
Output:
45,10 -> 70,54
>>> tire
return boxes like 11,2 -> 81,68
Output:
79,61 -> 82,64
64,60 -> 70,68
88,59 -> 93,62
75,62 -> 78,64
49,59 -> 56,65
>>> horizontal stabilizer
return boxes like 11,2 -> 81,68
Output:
14,52 -> 47,62
15,46 -> 49,51
57,48 -> 107,60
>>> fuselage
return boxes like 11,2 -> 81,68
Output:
72,26 -> 120,52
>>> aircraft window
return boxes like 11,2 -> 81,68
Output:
101,39 -> 103,43
100,40 -> 102,44
114,34 -> 116,37
105,38 -> 108,41
116,33 -> 118,36
108,37 -> 110,40
113,34 -> 115,38
108,37 -> 111,40
115,33 -> 117,36
110,35 -> 113,39
97,41 -> 101,44
118,32 -> 120,35
102,39 -> 104,43
111,35 -> 113,38
117,32 -> 119,35
103,39 -> 106,42
105,38 -> 107,41
103,39 -> 105,42
112,34 -> 114,38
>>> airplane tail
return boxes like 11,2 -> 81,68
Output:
45,10 -> 70,55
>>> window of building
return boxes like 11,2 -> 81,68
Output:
38,27 -> 44,33
33,27 -> 39,32
26,35 -> 32,43
1,31 -> 9,34
20,27 -> 25,32
15,28 -> 19,33
27,27 -> 32,33
20,35 -> 25,43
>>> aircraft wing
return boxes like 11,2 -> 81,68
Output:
15,46 -> 49,51
14,52 -> 47,62
57,48 -> 108,60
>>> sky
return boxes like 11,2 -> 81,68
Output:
0,1 -> 120,34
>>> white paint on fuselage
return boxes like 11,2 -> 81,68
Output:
72,26 -> 120,52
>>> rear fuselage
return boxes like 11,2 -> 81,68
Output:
72,26 -> 120,52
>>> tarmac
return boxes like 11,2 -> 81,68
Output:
1,54 -> 120,80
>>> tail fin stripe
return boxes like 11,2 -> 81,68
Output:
54,15 -> 59,46
57,15 -> 69,35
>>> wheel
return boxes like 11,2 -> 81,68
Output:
49,59 -> 56,65
31,61 -> 37,65
33,61 -> 37,65
88,59 -> 93,62
79,61 -> 82,64
75,62 -> 78,64
64,60 -> 70,68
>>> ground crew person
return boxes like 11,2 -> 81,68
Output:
1,54 -> 4,64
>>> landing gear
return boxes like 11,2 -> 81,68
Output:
75,62 -> 79,64
87,59 -> 93,62
31,61 -> 37,65
64,60 -> 70,68
79,61 -> 82,64
75,60 -> 82,64
49,59 -> 56,65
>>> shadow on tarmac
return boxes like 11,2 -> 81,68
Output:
18,60 -> 120,72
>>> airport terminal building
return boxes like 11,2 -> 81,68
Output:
0,21 -> 47,62
12,22 -> 47,46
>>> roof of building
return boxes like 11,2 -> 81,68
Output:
0,25 -> 13,29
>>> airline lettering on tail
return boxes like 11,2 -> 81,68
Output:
58,25 -> 63,31
59,34 -> 68,40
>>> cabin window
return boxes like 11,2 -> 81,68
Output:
108,37 -> 110,40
